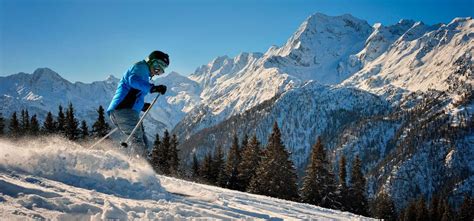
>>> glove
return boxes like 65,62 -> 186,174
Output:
142,102 -> 151,112
150,84 -> 167,95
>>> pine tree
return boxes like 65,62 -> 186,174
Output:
64,103 -> 80,140
440,200 -> 453,221
338,155 -> 347,189
371,192 -> 396,221
92,105 -> 110,138
200,152 -> 214,184
404,200 -> 418,221
300,137 -> 338,209
158,130 -> 171,175
415,196 -> 429,221
458,194 -> 474,221
191,152 -> 200,180
168,134 -> 180,176
429,195 -> 441,221
42,111 -> 56,134
248,122 -> 299,201
336,154 -> 349,211
150,134 -> 161,173
212,145 -> 225,186
241,133 -> 249,152
20,109 -> 30,136
29,114 -> 40,136
8,112 -> 20,138
238,134 -> 262,191
57,105 -> 66,134
80,120 -> 89,140
436,198 -> 446,221
348,155 -> 368,216
223,134 -> 242,190
0,113 -> 5,137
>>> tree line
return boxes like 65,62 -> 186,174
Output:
180,122 -> 473,220
184,122 -> 370,216
148,130 -> 181,177
0,103 -> 110,141
391,194 -> 473,221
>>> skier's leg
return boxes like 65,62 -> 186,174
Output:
130,123 -> 147,158
140,123 -> 149,158
109,109 -> 146,155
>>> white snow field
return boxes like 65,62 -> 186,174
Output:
0,137 -> 372,220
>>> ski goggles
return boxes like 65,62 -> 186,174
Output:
150,59 -> 168,74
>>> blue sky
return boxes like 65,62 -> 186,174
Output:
1,0 -> 473,83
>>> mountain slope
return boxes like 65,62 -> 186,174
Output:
177,81 -> 390,169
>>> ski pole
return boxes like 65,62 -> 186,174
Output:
88,127 -> 118,149
121,93 -> 160,148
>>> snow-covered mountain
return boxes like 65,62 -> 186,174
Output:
143,71 -> 202,138
175,14 -> 375,139
0,137 -> 372,220
343,17 -> 473,100
173,14 -> 472,144
0,68 -> 119,122
173,14 -> 472,208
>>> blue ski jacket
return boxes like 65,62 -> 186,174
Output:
107,60 -> 153,115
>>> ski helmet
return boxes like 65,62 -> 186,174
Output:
146,50 -> 169,66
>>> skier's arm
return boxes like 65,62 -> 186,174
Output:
127,74 -> 152,92
127,63 -> 152,92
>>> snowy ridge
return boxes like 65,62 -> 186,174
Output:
0,138 -> 372,220
343,17 -> 473,99
0,68 -> 119,123
144,71 -> 202,137
357,19 -> 416,63
265,13 -> 372,83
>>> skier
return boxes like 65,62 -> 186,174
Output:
107,50 -> 169,157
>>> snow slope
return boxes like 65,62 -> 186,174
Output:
0,137 -> 372,220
